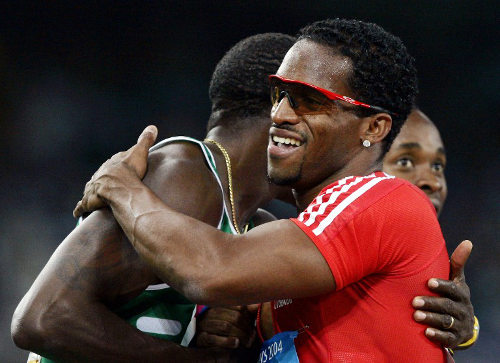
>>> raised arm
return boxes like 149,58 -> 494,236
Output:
73,126 -> 334,307
12,136 -> 232,362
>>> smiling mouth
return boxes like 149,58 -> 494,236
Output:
271,135 -> 303,147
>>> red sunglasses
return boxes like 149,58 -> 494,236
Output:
269,74 -> 395,116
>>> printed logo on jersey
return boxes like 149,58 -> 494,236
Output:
274,299 -> 293,309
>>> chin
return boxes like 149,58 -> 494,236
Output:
267,163 -> 302,186
267,170 -> 301,186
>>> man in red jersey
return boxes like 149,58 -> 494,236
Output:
74,19 -> 453,361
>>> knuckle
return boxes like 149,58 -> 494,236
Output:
218,320 -> 232,332
444,299 -> 454,313
463,287 -> 471,301
449,282 -> 458,297
442,314 -> 453,329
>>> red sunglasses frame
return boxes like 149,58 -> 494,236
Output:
269,74 -> 395,115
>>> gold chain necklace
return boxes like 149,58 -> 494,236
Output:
204,139 -> 248,234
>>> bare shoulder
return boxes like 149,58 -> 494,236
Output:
144,140 -> 223,226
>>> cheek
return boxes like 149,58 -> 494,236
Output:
382,163 -> 397,176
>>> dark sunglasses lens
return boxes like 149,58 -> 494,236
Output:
270,79 -> 331,113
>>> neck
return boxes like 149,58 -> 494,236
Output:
294,145 -> 384,212
205,122 -> 275,227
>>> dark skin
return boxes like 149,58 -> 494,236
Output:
11,121 -> 277,362
73,41 -> 475,354
202,114 -> 476,350
12,47 -> 474,362
252,110 -> 476,350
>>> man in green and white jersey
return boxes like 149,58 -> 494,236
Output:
13,33 -> 296,362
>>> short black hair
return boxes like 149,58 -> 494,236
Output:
208,33 -> 296,132
298,18 -> 418,153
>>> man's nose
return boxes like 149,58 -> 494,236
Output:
415,169 -> 443,194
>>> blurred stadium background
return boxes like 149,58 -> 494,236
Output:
1,2 -> 498,361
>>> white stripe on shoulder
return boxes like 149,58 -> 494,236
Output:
299,173 -> 377,224
312,175 -> 394,236
301,175 -> 368,226
301,176 -> 356,216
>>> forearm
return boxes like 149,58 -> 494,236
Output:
12,210 -> 217,362
14,294 -> 194,362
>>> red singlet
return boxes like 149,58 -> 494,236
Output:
273,172 -> 449,362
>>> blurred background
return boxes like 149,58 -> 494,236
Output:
1,1 -> 498,361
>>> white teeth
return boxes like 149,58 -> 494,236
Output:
272,135 -> 302,146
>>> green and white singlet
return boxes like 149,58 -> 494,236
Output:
33,136 -> 240,363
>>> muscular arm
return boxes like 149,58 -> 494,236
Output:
194,209 -> 279,349
72,127 -> 334,306
11,143 -> 228,362
92,171 -> 333,306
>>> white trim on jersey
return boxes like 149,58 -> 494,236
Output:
297,173 -> 394,236
180,307 -> 197,347
301,175 -> 373,227
145,283 -> 170,290
149,137 -> 238,234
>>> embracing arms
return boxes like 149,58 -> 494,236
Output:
73,127 -> 335,306
74,126 -> 478,349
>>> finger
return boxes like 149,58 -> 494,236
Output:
201,307 -> 255,331
73,200 -> 83,218
412,296 -> 464,316
196,331 -> 239,349
413,310 -> 459,331
198,309 -> 256,348
424,328 -> 459,349
449,240 -> 473,281
425,278 -> 470,302
137,125 -> 158,149
198,316 -> 252,339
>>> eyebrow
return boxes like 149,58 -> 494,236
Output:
397,142 -> 421,150
437,147 -> 446,155
397,143 -> 446,156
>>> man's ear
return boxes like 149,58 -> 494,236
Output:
360,114 -> 392,145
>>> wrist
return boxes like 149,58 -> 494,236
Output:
96,166 -> 141,204
456,316 -> 479,350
